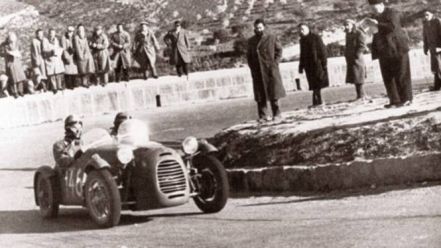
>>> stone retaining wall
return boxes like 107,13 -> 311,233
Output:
227,153 -> 441,193
0,49 -> 432,129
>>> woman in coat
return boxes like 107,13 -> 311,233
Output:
133,22 -> 160,80
90,25 -> 111,86
61,26 -> 78,89
298,23 -> 329,106
43,28 -> 65,93
344,19 -> 368,100
73,24 -> 95,87
0,32 -> 27,97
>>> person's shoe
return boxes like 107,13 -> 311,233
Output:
429,86 -> 440,91
398,100 -> 412,107
257,116 -> 271,124
384,103 -> 398,108
272,115 -> 283,123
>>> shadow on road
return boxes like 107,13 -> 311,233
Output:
237,181 -> 441,208
0,209 -> 203,234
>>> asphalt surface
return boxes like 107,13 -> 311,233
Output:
1,80 -> 440,247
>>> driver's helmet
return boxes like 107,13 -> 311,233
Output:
64,115 -> 83,140
112,112 -> 132,134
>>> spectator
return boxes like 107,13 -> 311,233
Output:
423,10 -> 441,91
344,19 -> 369,101
110,23 -> 131,82
0,32 -> 27,97
134,21 -> 160,80
43,28 -> 65,94
246,19 -> 286,123
164,20 -> 192,79
90,25 -> 111,86
30,29 -> 47,91
0,74 -> 9,98
61,26 -> 79,89
73,24 -> 95,87
298,23 -> 329,107
366,0 -> 412,107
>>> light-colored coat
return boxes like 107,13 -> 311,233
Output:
0,40 -> 26,83
164,29 -> 192,65
73,34 -> 95,74
30,38 -> 47,79
133,29 -> 160,69
90,33 -> 111,73
110,31 -> 132,68
345,28 -> 367,85
43,37 -> 65,76
61,34 -> 78,75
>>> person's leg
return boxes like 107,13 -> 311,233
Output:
17,81 -> 25,96
115,59 -> 122,82
355,84 -> 365,99
102,72 -> 109,86
435,73 -> 441,90
316,88 -> 323,105
379,58 -> 400,106
270,99 -> 281,119
81,74 -> 89,88
257,101 -> 269,120
396,53 -> 412,104
312,90 -> 317,105
48,75 -> 57,94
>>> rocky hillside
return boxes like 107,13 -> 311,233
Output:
0,0 -> 437,73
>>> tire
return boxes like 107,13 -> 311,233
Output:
192,155 -> 229,213
84,170 -> 121,228
36,175 -> 59,218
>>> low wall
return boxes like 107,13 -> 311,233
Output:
0,49 -> 432,129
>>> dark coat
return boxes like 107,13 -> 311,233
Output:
164,29 -> 192,65
423,17 -> 441,75
299,33 -> 329,90
247,31 -> 286,102
90,33 -> 111,73
110,31 -> 132,69
345,28 -> 367,85
371,7 -> 409,60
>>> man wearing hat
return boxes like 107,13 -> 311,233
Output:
90,25 -> 111,86
53,115 -> 83,169
110,23 -> 132,82
366,0 -> 412,108
163,20 -> 192,80
73,24 -> 95,87
423,10 -> 441,91
344,19 -> 369,101
133,21 -> 160,80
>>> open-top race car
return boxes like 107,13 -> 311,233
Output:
33,119 -> 229,228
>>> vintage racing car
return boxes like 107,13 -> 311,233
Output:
33,119 -> 229,227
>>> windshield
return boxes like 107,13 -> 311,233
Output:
116,119 -> 150,147
80,128 -> 114,151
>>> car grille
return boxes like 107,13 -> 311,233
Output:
157,159 -> 187,195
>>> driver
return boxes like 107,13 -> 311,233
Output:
110,112 -> 132,136
53,115 -> 83,168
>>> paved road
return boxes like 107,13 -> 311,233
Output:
1,81 -> 440,247
0,169 -> 440,248
0,81 -> 430,169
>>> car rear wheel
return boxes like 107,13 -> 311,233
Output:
192,155 -> 229,213
36,175 -> 59,218
85,170 -> 121,228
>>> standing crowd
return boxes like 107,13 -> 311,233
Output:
247,0 -> 440,123
0,20 -> 192,98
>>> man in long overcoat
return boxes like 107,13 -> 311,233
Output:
73,24 -> 95,87
0,32 -> 27,97
43,28 -> 65,93
423,10 -> 441,91
90,26 -> 111,86
164,20 -> 192,79
61,26 -> 78,89
344,19 -> 368,100
134,22 -> 160,80
247,18 -> 286,122
367,0 -> 412,107
110,23 -> 131,82
31,29 -> 47,89
298,23 -> 329,106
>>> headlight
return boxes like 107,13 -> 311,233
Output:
182,136 -> 199,155
117,147 -> 134,164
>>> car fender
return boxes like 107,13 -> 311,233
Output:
85,154 -> 111,173
198,139 -> 218,155
34,166 -> 58,205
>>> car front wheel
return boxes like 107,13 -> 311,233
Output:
85,170 -> 121,228
192,155 -> 229,213
36,175 -> 59,218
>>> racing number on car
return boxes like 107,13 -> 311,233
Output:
65,167 -> 85,198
